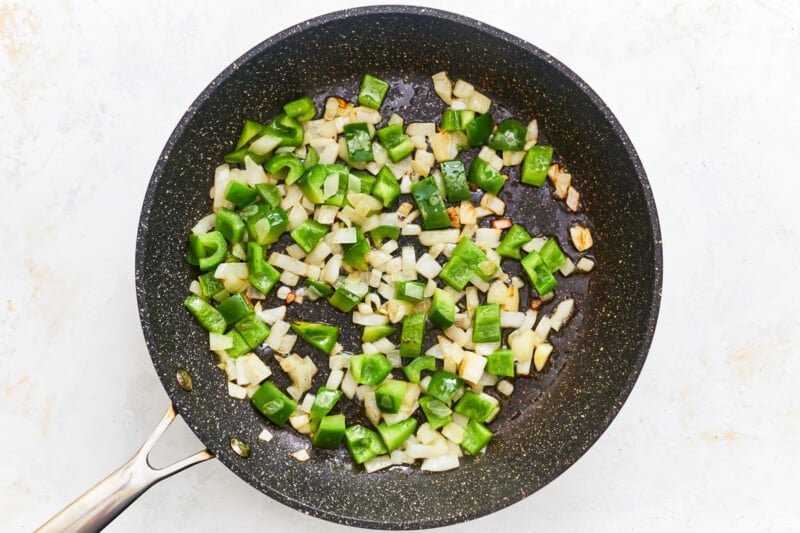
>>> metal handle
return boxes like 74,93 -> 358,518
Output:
36,405 -> 214,533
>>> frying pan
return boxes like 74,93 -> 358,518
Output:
38,5 -> 662,531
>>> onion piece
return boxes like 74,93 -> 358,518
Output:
191,214 -> 216,235
432,71 -> 453,104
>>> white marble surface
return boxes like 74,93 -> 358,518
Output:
2,1 -> 799,531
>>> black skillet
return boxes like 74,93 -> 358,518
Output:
37,6 -> 662,531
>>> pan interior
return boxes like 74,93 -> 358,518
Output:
136,6 -> 661,530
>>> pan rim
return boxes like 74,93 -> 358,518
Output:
135,5 -> 663,530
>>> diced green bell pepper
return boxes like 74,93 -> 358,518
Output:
184,295 -> 226,334
377,417 -> 418,452
305,279 -> 332,300
461,419 -> 493,455
439,255 -> 473,291
426,371 -> 464,405
224,180 -> 257,208
290,220 -> 329,253
234,315 -> 271,350
375,380 -> 408,414
251,381 -> 297,426
465,112 -> 493,147
399,313 -> 426,358
342,231 -> 370,271
440,159 -> 471,202
255,183 -> 282,208
539,237 -> 567,272
496,224 -> 532,259
343,122 -> 375,162
468,157 -> 506,195
371,166 -> 401,207
349,353 -> 393,385
349,172 -> 376,194
418,395 -> 453,430
454,391 -> 500,423
240,202 -> 288,245
428,288 -> 455,330
362,324 -> 395,343
291,321 -> 339,354
246,242 -> 280,296
357,74 -> 390,110
488,118 -> 527,151
344,424 -> 388,464
216,293 -> 252,325
521,249 -> 558,296
370,224 -> 401,246
329,278 -> 369,313
411,177 -> 451,230
262,113 -> 304,148
188,231 -> 228,272
224,328 -> 251,358
486,348 -> 515,377
402,355 -> 436,383
376,123 -> 413,163
198,272 -> 228,302
452,237 -> 497,281
264,152 -> 305,184
283,95 -> 316,122
472,303 -> 501,343
311,414 -> 346,449
440,109 -> 475,131
520,145 -> 553,186
310,387 -> 343,420
215,207 -> 246,244
394,280 -> 426,302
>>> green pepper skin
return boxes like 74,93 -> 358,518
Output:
184,295 -> 226,334
291,321 -> 339,354
251,381 -> 297,426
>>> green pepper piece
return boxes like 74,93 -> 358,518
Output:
357,74 -> 390,110
223,145 -> 250,164
394,280 -> 426,302
215,207 -> 246,244
264,152 -> 305,185
189,231 -> 228,272
486,348 -> 515,377
310,387 -> 343,420
251,381 -> 297,426
399,313 -> 426,358
224,328 -> 251,358
328,278 -> 369,313
304,145 -> 320,169
473,303 -> 501,343
440,109 -> 475,132
539,237 -> 567,272
439,255 -> 474,291
240,202 -> 288,245
183,295 -> 226,334
234,119 -> 265,150
362,325 -> 396,343
322,164 -> 349,207
342,233 -> 370,271
311,414 -> 346,449
375,380 -> 408,414
198,272 -> 228,302
349,172 -> 376,194
521,145 -> 553,186
290,220 -> 329,254
440,159 -> 471,202
465,112 -> 493,147
291,321 -> 339,354
521,249 -> 558,296
305,279 -> 333,300
283,96 -> 316,122
461,419 -> 493,455
452,237 -> 497,281
377,417 -> 418,452
255,183 -> 282,208
454,391 -> 500,423
296,164 -> 327,204
246,242 -> 280,296
426,371 -> 464,405
369,225 -> 401,246
427,288 -> 455,330
468,157 -> 506,195
234,315 -> 271,350
496,224 -> 533,259
376,123 -> 414,163
371,166 -> 401,207
349,353 -> 393,385
224,181 -> 257,208
216,293 -> 251,325
402,356 -> 436,384
411,177 -> 451,230
343,122 -> 375,162
488,118 -> 527,151
344,424 -> 388,464
262,113 -> 304,147
418,395 -> 452,430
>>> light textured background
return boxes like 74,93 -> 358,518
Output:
2,1 -> 799,531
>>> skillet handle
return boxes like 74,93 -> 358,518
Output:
36,405 -> 214,533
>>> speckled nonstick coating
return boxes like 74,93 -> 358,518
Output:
135,5 -> 662,530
